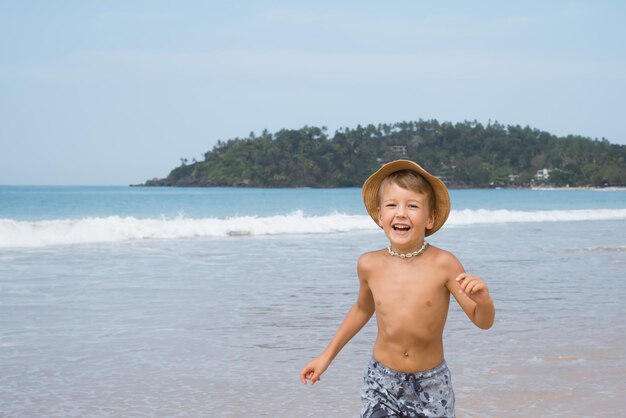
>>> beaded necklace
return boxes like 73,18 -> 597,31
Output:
387,241 -> 429,259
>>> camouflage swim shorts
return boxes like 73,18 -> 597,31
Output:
360,358 -> 455,418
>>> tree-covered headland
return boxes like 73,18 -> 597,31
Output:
140,120 -> 626,188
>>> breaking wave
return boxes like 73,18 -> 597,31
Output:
1,208 -> 625,248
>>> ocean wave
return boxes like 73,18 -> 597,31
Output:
1,209 -> 625,248
0,211 -> 370,248
449,208 -> 626,225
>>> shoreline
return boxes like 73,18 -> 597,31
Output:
529,186 -> 626,191
129,183 -> 626,191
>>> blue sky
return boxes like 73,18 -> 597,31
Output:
1,1 -> 625,185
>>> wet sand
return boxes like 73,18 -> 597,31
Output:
1,220 -> 624,417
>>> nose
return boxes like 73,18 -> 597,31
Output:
395,204 -> 408,217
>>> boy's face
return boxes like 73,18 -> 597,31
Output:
377,182 -> 435,251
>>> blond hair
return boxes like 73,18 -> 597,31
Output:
377,170 -> 436,213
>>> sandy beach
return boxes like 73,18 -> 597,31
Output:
1,187 -> 625,417
1,221 -> 624,417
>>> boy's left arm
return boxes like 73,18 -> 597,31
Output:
445,260 -> 495,329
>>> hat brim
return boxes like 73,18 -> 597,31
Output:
361,160 -> 451,236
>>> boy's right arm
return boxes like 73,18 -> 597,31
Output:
299,254 -> 376,385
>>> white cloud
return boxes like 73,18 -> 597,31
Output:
97,11 -> 185,22
258,8 -> 451,42
2,48 -> 622,85
257,7 -> 558,46
491,15 -> 547,28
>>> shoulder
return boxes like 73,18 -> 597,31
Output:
427,245 -> 464,276
357,249 -> 386,275
357,249 -> 386,267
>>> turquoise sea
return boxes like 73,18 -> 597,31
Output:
1,186 -> 625,247
1,186 -> 625,417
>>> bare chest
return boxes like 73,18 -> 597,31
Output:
368,268 -> 448,314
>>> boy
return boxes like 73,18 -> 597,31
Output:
300,160 -> 495,418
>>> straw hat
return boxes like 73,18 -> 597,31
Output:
362,160 -> 451,236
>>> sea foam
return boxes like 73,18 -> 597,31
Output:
1,209 -> 625,248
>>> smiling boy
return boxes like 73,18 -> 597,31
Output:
300,160 -> 495,418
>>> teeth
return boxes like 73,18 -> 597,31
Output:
393,225 -> 410,230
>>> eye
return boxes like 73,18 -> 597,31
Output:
409,204 -> 419,208
385,203 -> 396,208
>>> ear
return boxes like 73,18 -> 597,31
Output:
376,207 -> 383,228
426,210 -> 436,230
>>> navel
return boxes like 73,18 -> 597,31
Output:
426,300 -> 432,307
403,351 -> 410,358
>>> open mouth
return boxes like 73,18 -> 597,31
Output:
393,224 -> 411,231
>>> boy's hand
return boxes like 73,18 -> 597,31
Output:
300,356 -> 330,385
455,273 -> 492,305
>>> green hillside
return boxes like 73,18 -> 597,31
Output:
139,120 -> 626,188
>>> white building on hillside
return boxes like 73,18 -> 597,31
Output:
535,168 -> 550,180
